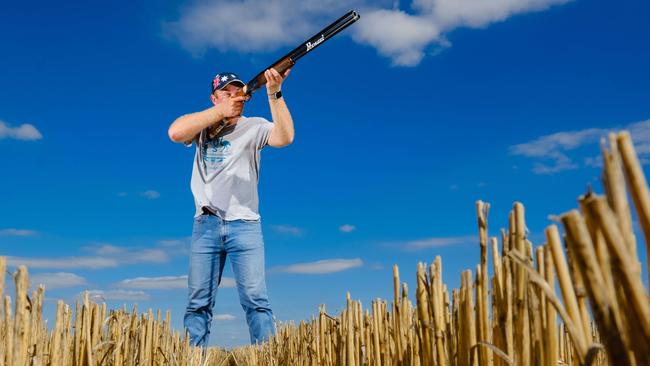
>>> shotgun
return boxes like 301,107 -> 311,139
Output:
209,10 -> 360,138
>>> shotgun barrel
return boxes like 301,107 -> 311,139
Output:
241,10 -> 360,95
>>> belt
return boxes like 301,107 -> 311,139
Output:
201,206 -> 218,216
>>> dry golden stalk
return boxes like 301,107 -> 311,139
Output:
616,131 -> 650,286
0,258 -> 5,366
416,263 -> 432,366
512,203 -> 531,366
584,196 -> 650,364
514,203 -> 526,304
392,264 -> 404,365
579,195 -> 617,304
0,257 -> 5,315
432,257 -> 448,366
565,235 -> 594,347
535,246 -> 547,366
602,135 -> 638,266
4,295 -> 14,366
458,270 -> 478,366
561,210 -> 632,366
13,265 -> 30,366
476,200 -> 492,366
51,300 -> 64,366
501,258 -> 514,364
507,250 -> 586,365
543,245 -> 559,366
476,264 -> 487,366
491,237 -> 503,306
546,225 -> 589,356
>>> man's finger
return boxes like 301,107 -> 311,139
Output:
270,68 -> 283,81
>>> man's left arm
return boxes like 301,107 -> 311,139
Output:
265,68 -> 294,148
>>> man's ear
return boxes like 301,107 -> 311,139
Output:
210,93 -> 218,105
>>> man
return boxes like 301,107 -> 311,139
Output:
168,67 -> 293,346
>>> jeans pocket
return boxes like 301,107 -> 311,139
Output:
192,214 -> 212,232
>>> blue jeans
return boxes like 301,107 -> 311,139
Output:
184,214 -> 275,346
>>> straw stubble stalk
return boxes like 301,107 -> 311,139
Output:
602,135 -> 639,269
416,263 -> 432,366
543,245 -> 559,366
512,203 -> 531,366
0,257 -> 4,366
433,256 -> 447,366
561,209 -> 632,366
13,265 -> 30,366
584,196 -> 650,364
616,131 -> 650,287
535,246 -> 547,366
476,200 -> 492,366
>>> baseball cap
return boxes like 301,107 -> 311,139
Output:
211,72 -> 245,93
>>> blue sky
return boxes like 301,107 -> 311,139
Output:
1,0 -> 649,348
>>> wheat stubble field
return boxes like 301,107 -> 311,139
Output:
1,131 -> 648,365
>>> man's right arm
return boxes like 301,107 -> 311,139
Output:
168,106 -> 225,145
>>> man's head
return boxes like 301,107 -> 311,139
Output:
211,72 -> 245,105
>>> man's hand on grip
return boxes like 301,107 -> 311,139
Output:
216,95 -> 248,120
265,68 -> 291,94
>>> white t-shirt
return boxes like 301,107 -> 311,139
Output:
188,116 -> 274,220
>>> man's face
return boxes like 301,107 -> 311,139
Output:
212,83 -> 243,105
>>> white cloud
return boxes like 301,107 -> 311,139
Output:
214,314 -> 236,321
140,190 -> 161,199
116,275 -> 236,289
270,225 -> 303,236
6,256 -> 118,269
422,0 -> 570,29
164,0 -> 360,55
84,244 -> 170,264
510,119 -> 650,175
584,155 -> 603,168
30,272 -> 87,289
156,238 -> 191,256
94,244 -> 126,255
6,241 -> 177,270
116,191 -> 160,199
352,9 -> 442,66
0,228 -> 38,237
117,275 -> 188,289
157,238 -> 191,247
0,121 -> 42,140
397,235 -> 476,251
165,0 -> 570,66
627,119 -> 650,155
339,224 -> 356,233
86,290 -> 151,302
273,258 -> 363,274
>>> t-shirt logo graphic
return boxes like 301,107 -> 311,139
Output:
202,137 -> 231,169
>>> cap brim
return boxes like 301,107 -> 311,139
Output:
216,79 -> 245,90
